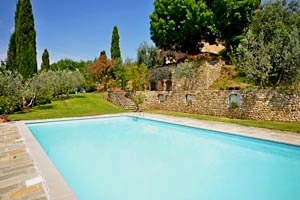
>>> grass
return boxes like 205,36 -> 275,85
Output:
9,93 -> 126,121
8,93 -> 300,133
149,110 -> 300,133
209,65 -> 255,90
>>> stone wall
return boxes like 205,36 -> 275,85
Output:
149,60 -> 224,91
138,90 -> 300,122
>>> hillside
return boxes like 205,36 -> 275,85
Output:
209,65 -> 254,90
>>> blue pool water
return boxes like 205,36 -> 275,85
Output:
28,116 -> 300,200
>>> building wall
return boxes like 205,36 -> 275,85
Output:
140,90 -> 300,122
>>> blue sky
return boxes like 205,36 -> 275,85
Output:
0,0 -> 154,65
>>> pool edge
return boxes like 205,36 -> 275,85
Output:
16,113 -> 300,199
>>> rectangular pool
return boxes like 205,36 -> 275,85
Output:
27,116 -> 300,200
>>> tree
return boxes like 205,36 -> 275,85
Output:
175,59 -> 200,90
6,33 -> 17,71
129,63 -> 149,91
236,32 -> 273,89
150,0 -> 214,54
110,26 -> 121,60
41,49 -> 50,71
237,0 -> 300,89
50,59 -> 89,72
137,42 -> 159,68
0,71 -> 24,114
206,0 -> 260,47
14,0 -> 38,79
113,58 -> 130,90
150,0 -> 260,54
86,50 -> 114,91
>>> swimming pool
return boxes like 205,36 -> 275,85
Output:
27,116 -> 300,200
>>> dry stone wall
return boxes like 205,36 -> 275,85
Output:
139,90 -> 300,122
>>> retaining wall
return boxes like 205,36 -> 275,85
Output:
139,90 -> 300,122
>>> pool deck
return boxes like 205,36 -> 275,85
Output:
1,113 -> 299,200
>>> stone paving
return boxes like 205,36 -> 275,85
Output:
0,122 -> 48,200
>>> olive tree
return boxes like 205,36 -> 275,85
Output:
237,0 -> 300,89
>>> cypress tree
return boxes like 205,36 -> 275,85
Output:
110,26 -> 121,60
6,32 -> 17,71
41,49 -> 50,71
14,0 -> 37,78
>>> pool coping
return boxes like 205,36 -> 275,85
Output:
16,113 -> 300,200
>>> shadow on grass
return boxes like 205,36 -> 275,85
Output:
37,105 -> 54,110
71,95 -> 86,99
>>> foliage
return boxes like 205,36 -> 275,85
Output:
83,74 -> 97,92
110,26 -> 122,60
0,69 -> 84,114
150,0 -> 214,54
14,0 -> 37,79
237,0 -> 300,89
50,59 -> 90,73
0,71 -> 24,114
207,0 -> 261,47
6,33 -> 17,71
137,42 -> 159,68
41,49 -> 50,71
23,70 -> 84,105
230,101 -> 239,108
132,92 -> 146,110
175,59 -> 200,90
113,58 -> 130,90
129,63 -> 149,91
86,51 -> 114,91
150,0 -> 260,54
9,93 -> 126,121
236,32 -> 273,88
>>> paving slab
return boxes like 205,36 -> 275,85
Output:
0,122 -> 49,200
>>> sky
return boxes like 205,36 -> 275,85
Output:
0,0 -> 155,66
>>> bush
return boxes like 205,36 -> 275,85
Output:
0,69 -> 85,114
0,71 -> 24,114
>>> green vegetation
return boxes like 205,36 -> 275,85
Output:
50,59 -> 90,73
150,0 -> 260,54
236,0 -> 300,89
6,92 -> 300,133
41,49 -> 50,71
210,65 -> 253,90
0,70 -> 84,115
150,110 -> 300,133
110,26 -> 121,60
137,42 -> 158,68
6,33 -> 17,71
14,0 -> 37,78
9,93 -> 125,121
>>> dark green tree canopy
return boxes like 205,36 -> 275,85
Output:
110,26 -> 121,60
50,59 -> 90,73
14,0 -> 38,79
150,0 -> 260,54
41,49 -> 50,71
6,33 -> 17,71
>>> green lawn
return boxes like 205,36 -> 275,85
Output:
9,93 -> 126,121
150,110 -> 300,133
8,93 -> 300,133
